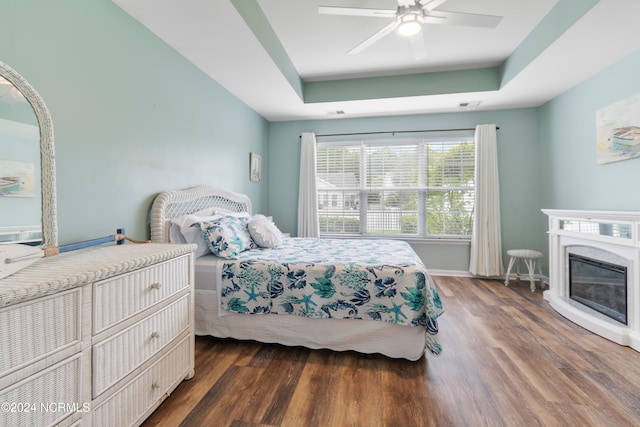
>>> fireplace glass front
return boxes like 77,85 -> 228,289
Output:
569,253 -> 627,325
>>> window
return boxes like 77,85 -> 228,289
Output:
316,138 -> 475,239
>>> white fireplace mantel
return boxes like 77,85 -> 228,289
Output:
542,209 -> 640,351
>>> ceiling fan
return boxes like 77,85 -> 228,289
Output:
319,0 -> 503,59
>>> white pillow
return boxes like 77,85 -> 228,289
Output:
168,222 -> 187,244
169,214 -> 222,257
213,208 -> 251,220
248,215 -> 283,248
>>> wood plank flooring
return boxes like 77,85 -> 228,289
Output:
142,276 -> 640,427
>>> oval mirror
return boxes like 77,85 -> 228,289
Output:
0,62 -> 57,248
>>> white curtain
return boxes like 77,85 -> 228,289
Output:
297,132 -> 320,237
469,124 -> 505,276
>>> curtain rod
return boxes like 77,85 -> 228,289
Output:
300,126 -> 499,138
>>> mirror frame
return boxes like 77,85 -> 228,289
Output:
0,61 -> 58,248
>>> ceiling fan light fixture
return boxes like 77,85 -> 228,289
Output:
397,12 -> 423,37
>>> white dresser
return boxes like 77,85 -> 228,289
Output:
0,243 -> 196,427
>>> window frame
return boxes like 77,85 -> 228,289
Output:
316,137 -> 475,242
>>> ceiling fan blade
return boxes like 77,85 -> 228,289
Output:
349,20 -> 399,55
409,33 -> 428,60
424,10 -> 503,28
318,6 -> 396,18
419,0 -> 449,12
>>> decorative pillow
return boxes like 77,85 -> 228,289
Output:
169,214 -> 222,257
248,214 -> 284,248
210,210 -> 258,248
199,215 -> 255,259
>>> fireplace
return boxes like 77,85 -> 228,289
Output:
568,253 -> 627,325
543,209 -> 640,352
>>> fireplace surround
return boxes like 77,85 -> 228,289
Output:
543,209 -> 640,351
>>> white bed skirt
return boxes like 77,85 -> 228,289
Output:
194,289 -> 427,361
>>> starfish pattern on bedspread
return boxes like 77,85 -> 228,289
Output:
218,238 -> 444,355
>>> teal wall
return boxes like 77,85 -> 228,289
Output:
539,48 -> 640,211
1,0 -> 269,244
268,108 -> 542,271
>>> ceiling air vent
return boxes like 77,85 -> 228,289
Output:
459,101 -> 482,109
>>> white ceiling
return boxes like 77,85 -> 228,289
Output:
112,0 -> 640,122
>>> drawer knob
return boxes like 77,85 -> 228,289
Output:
152,381 -> 160,389
150,283 -> 162,290
151,331 -> 160,339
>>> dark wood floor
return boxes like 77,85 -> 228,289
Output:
142,276 -> 640,427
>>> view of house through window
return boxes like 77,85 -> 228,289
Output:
316,138 -> 475,239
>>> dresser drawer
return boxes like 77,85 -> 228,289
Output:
92,336 -> 191,427
93,254 -> 191,334
0,354 -> 83,427
0,288 -> 81,377
92,295 -> 190,397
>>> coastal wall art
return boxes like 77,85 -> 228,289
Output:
0,159 -> 35,197
596,92 -> 640,164
250,152 -> 261,182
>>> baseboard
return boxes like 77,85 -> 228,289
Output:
429,270 -> 549,287
429,269 -> 473,277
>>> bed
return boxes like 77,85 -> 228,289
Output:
150,186 -> 443,360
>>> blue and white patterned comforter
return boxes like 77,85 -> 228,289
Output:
218,238 -> 444,355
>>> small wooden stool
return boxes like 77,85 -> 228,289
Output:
505,249 -> 543,292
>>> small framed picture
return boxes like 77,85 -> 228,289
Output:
250,152 -> 261,182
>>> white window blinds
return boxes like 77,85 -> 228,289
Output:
316,139 -> 475,238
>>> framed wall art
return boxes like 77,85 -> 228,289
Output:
596,92 -> 640,164
250,152 -> 261,182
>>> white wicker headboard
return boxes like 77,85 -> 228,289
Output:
150,186 -> 252,243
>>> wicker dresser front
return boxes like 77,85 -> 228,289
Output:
0,243 -> 195,427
